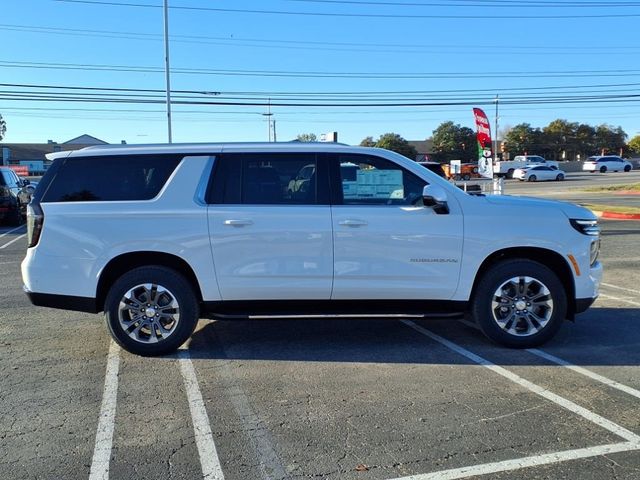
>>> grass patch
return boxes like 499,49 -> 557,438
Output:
581,203 -> 640,214
582,183 -> 640,192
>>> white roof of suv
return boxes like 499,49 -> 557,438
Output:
46,141 -> 353,160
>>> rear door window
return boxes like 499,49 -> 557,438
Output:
41,154 -> 183,202
207,153 -> 330,205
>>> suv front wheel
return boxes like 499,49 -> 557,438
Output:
104,266 -> 199,356
471,260 -> 567,348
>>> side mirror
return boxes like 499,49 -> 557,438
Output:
422,185 -> 449,214
22,179 -> 30,187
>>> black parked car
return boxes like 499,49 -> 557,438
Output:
0,167 -> 32,225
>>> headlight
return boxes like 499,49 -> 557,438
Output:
570,219 -> 600,236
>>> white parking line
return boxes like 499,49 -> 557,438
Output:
528,348 -> 640,400
177,346 -> 225,480
399,320 -> 640,479
0,225 -> 25,238
601,282 -> 640,296
212,352 -> 288,480
460,318 -> 640,404
391,442 -> 639,480
89,341 -> 121,480
598,293 -> 640,307
0,233 -> 26,250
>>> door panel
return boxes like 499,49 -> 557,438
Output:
329,154 -> 463,300
207,153 -> 333,300
209,205 -> 333,300
332,205 -> 463,299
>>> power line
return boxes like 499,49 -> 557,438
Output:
281,0 -> 640,7
2,23 -> 639,53
6,80 -> 640,97
3,60 -> 640,79
2,91 -> 640,106
54,0 -> 640,19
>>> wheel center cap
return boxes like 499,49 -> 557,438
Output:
145,307 -> 157,317
515,300 -> 527,311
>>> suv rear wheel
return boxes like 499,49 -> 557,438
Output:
104,266 -> 199,356
471,260 -> 567,348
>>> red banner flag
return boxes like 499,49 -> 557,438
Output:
473,108 -> 493,178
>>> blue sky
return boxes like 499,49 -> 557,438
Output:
2,0 -> 640,145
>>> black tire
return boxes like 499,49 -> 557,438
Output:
470,259 -> 567,348
462,173 -> 471,181
104,266 -> 199,356
556,174 -> 564,181
528,175 -> 537,182
600,166 -> 607,173
507,168 -> 515,179
624,165 -> 631,172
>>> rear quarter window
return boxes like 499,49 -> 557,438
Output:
41,154 -> 183,202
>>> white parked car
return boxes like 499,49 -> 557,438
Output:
22,143 -> 602,355
582,156 -> 632,173
494,155 -> 559,178
514,165 -> 566,182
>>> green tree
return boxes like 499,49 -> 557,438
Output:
374,133 -> 417,159
541,119 -> 578,160
594,124 -> 627,156
359,136 -> 375,147
575,123 -> 596,158
0,114 -> 6,141
296,133 -> 317,142
627,135 -> 640,156
431,121 -> 476,161
503,123 -> 541,155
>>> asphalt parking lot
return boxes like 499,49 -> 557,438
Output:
1,179 -> 639,480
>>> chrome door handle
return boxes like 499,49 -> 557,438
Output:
338,219 -> 368,227
224,219 -> 253,226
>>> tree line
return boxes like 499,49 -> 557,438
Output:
299,119 -> 640,162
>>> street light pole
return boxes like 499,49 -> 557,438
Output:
163,0 -> 172,143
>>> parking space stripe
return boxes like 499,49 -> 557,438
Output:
89,341 -> 121,480
0,225 -> 25,238
459,318 -> 640,405
528,348 -> 640,400
211,351 -> 288,480
399,320 -> 640,479
402,320 -> 640,444
599,293 -> 640,307
390,441 -> 639,480
601,282 -> 640,296
0,233 -> 26,250
177,347 -> 225,480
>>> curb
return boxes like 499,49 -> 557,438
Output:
590,209 -> 640,220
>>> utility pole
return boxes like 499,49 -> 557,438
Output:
262,99 -> 273,142
494,94 -> 499,163
163,0 -> 172,143
272,119 -> 277,142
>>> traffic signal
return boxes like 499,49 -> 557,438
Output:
500,142 -> 507,153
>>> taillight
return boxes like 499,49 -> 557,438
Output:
27,203 -> 44,248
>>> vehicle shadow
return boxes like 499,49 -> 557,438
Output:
186,307 -> 640,367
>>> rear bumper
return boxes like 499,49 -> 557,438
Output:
23,286 -> 99,314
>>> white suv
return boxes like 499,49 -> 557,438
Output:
22,143 -> 602,356
582,156 -> 632,173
